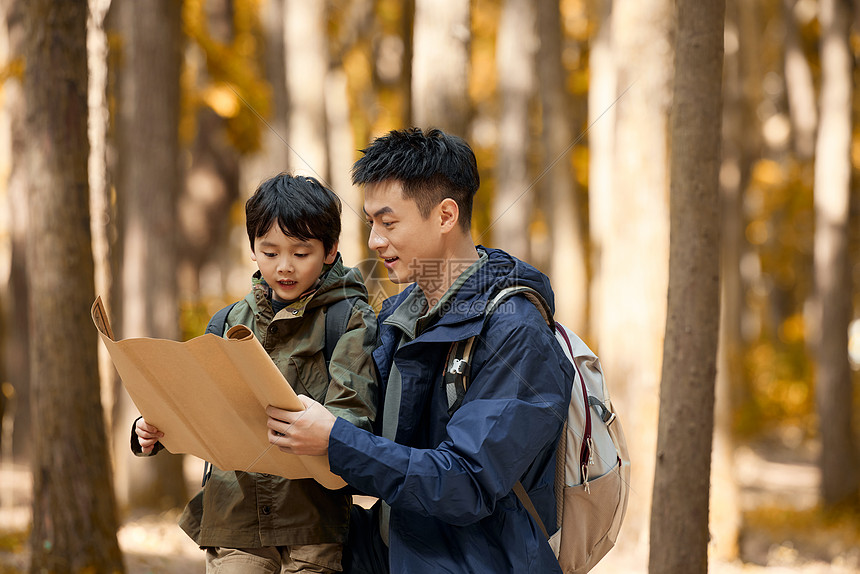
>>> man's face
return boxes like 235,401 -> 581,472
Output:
251,226 -> 337,303
363,180 -> 442,285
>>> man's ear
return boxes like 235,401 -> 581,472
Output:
438,198 -> 460,233
324,241 -> 339,264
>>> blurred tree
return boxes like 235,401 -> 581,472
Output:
0,0 -> 30,460
709,0 -> 758,559
812,0 -> 858,509
649,0 -> 724,572
113,0 -> 187,511
586,0 -> 615,348
179,0 -> 242,305
592,0 -> 672,563
491,0 -> 535,261
286,0 -> 329,179
782,0 -> 816,160
412,0 -> 469,134
22,0 -> 124,570
536,0 -> 587,333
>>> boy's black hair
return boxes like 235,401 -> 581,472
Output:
351,127 -> 479,230
245,173 -> 341,254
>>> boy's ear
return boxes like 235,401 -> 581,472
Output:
324,241 -> 339,264
438,198 -> 460,233
250,247 -> 258,262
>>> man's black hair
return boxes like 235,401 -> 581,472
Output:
351,127 -> 479,230
245,173 -> 341,254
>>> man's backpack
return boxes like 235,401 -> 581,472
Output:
444,286 -> 630,574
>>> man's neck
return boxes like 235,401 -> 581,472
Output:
418,243 -> 480,308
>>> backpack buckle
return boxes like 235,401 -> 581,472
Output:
449,358 -> 469,375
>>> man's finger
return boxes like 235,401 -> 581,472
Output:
266,404 -> 299,421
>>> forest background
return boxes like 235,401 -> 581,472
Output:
0,0 -> 858,572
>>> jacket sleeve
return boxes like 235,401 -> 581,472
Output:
322,299 -> 379,432
328,299 -> 571,526
129,416 -> 164,457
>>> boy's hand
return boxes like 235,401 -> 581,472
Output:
135,417 -> 164,455
267,395 -> 335,456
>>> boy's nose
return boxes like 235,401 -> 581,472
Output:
278,258 -> 294,274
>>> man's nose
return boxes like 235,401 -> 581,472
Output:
368,229 -> 386,250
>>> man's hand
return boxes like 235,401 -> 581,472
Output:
267,395 -> 335,456
135,418 -> 163,455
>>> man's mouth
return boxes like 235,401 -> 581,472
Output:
382,256 -> 399,267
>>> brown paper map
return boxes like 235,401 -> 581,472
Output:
91,296 -> 346,490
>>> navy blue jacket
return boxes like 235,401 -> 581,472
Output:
328,247 -> 573,573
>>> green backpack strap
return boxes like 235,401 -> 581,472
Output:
323,297 -> 356,368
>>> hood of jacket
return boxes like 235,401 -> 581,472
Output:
377,245 -> 556,343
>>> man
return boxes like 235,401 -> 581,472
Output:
267,128 -> 572,573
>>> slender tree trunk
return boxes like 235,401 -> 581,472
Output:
0,0 -> 30,461
708,0 -> 749,559
114,0 -> 187,511
595,0 -> 673,564
649,0 -> 724,572
23,1 -> 124,570
587,0 -> 616,347
491,0 -> 536,261
285,0 -> 328,180
536,0 -> 587,333
782,0 -> 817,160
412,0 -> 470,135
88,0 -> 116,431
326,69 -> 365,266
812,0 -> 858,510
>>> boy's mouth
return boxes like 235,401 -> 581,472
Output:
278,279 -> 298,287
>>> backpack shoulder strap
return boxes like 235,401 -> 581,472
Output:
205,302 -> 238,337
323,297 -> 356,370
444,286 -> 554,412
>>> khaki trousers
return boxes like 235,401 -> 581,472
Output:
205,544 -> 342,574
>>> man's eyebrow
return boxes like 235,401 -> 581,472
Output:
371,206 -> 394,217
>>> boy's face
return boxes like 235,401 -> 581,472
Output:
251,226 -> 337,303
364,180 -> 444,285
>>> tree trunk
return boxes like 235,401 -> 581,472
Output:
114,0 -> 187,511
23,1 -> 124,571
412,0 -> 470,135
88,0 -> 117,432
708,0 -> 751,560
594,0 -> 673,564
180,0 -> 240,304
491,0 -> 535,261
285,0 -> 328,180
586,0 -> 616,347
782,0 -> 817,160
326,69 -> 365,266
812,0 -> 858,510
0,0 -> 30,461
649,0 -> 724,572
536,0 -> 588,333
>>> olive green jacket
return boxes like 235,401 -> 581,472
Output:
178,257 -> 378,548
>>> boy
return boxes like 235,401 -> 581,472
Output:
266,128 -> 573,573
134,173 -> 378,573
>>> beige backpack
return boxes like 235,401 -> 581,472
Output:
444,286 -> 631,573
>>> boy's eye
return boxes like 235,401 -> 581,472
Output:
295,253 -> 308,258
263,252 -> 277,258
